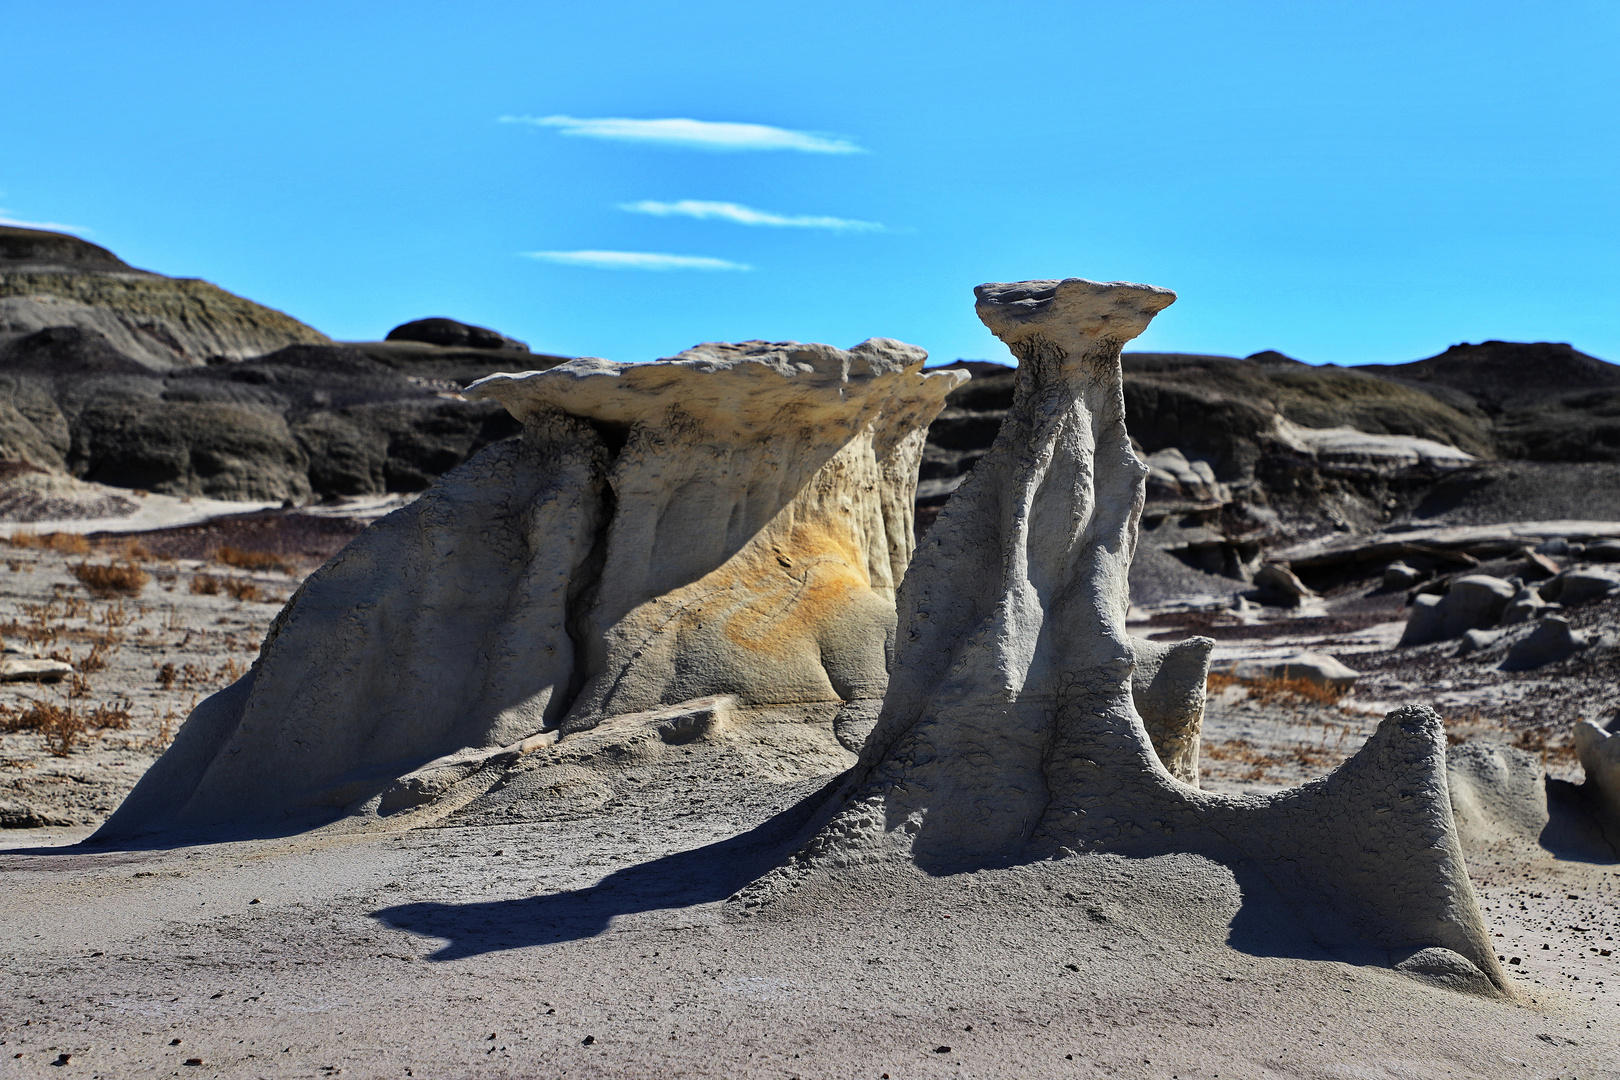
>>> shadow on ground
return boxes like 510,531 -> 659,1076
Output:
371,776 -> 842,960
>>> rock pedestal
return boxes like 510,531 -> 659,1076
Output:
94,339 -> 963,840
748,279 -> 1508,996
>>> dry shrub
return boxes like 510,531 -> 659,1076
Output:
223,578 -> 262,603
145,705 -> 177,750
36,532 -> 92,555
215,545 -> 292,574
1206,671 -> 1348,707
1204,737 -> 1288,769
1,530 -> 86,551
68,673 -> 92,699
1511,725 -> 1578,764
70,561 -> 150,598
0,700 -> 86,756
190,574 -> 222,596
156,661 -> 177,691
14,601 -> 64,649
87,700 -> 133,730
99,601 -> 136,628
219,656 -> 247,683
111,538 -> 152,561
179,662 -> 214,690
77,642 -> 110,673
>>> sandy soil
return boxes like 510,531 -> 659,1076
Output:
1,523 -> 1617,1077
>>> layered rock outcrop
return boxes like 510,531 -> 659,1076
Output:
745,279 -> 1507,995
0,226 -> 331,368
93,338 -> 963,840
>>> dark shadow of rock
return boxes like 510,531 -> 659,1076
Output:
1540,778 -> 1620,864
369,776 -> 842,960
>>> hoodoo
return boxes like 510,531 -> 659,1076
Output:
744,279 -> 1509,994
94,338 -> 964,840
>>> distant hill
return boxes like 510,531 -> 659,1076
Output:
0,225 -> 331,368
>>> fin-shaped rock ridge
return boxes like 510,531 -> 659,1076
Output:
93,338 -> 964,841
742,279 -> 1509,995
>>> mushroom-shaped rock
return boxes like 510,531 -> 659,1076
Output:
93,338 -> 963,841
468,340 -> 966,731
744,278 -> 1508,996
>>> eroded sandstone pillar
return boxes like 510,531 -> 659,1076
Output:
752,280 -> 1508,995
94,338 -> 963,841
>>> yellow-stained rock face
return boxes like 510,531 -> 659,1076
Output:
470,339 -> 964,730
94,336 -> 963,840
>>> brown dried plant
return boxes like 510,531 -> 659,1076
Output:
1206,670 -> 1348,707
223,578 -> 263,603
70,561 -> 150,599
0,699 -> 86,756
87,700 -> 133,730
215,545 -> 293,574
190,574 -> 222,596
76,642 -> 111,673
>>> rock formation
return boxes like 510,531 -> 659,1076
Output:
745,279 -> 1508,995
0,331 -> 531,505
1573,721 -> 1620,819
0,226 -> 330,367
92,338 -> 964,840
385,317 -> 529,352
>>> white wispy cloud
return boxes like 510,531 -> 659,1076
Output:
521,250 -> 753,272
0,210 -> 90,234
618,199 -> 882,232
500,115 -> 862,154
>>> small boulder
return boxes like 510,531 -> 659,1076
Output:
1498,586 -> 1555,626
1383,561 -> 1423,589
1501,616 -> 1588,671
1546,567 -> 1620,606
1457,627 -> 1507,655
1573,720 -> 1620,818
0,655 -> 72,682
1584,539 -> 1620,562
1399,574 -> 1516,646
1254,562 -> 1317,606
1142,446 -> 1229,503
1230,651 -> 1360,691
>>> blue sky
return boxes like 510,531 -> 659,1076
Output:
2,1 -> 1615,366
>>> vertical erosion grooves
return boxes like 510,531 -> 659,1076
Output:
94,339 -> 963,841
744,279 -> 1508,995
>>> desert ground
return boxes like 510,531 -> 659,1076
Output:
0,506 -> 1615,1078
